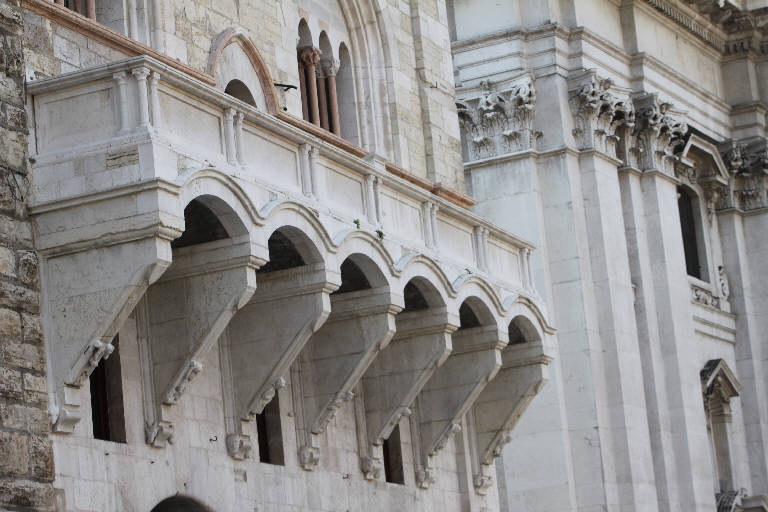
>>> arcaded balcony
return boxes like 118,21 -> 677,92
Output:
27,55 -> 554,491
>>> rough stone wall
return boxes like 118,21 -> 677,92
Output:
0,1 -> 54,511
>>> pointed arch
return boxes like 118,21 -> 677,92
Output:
207,27 -> 280,114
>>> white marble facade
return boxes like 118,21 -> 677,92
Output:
449,1 -> 768,511
15,0 -> 768,511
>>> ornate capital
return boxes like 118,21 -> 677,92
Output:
569,73 -> 634,157
719,138 -> 768,211
319,58 -> 339,78
627,93 -> 688,174
298,46 -> 321,67
456,77 -> 540,162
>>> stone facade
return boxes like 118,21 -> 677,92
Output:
450,1 -> 768,511
4,0 -> 768,511
0,1 -> 54,511
6,0 -> 558,511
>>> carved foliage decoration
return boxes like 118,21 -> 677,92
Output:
569,74 -> 635,157
720,139 -> 768,211
625,93 -> 688,175
456,78 -> 540,162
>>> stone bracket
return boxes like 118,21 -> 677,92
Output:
412,324 -> 503,487
362,307 -> 456,449
223,264 -> 335,459
45,236 -> 173,433
468,345 -> 551,494
294,286 -> 400,468
139,241 -> 258,446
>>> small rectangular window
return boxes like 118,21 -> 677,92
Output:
383,424 -> 405,484
256,394 -> 284,465
89,336 -> 126,443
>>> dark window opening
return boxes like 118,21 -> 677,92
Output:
257,230 -> 306,273
333,258 -> 372,294
89,336 -> 126,443
255,394 -> 284,465
225,79 -> 257,107
508,320 -> 526,345
403,281 -> 429,312
678,187 -> 702,279
459,302 -> 481,329
383,424 -> 405,484
171,199 -> 229,249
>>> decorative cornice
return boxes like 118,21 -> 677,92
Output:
644,0 -> 726,51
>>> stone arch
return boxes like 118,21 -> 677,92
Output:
332,230 -> 398,281
503,295 -> 556,336
259,200 -> 335,257
453,274 -> 506,320
151,495 -> 214,512
178,169 -> 262,244
224,79 -> 257,107
396,254 -> 457,312
207,27 -> 279,114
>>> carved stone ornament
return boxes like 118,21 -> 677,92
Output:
299,444 -> 320,471
691,283 -> 720,309
164,359 -> 204,404
431,421 -> 462,455
146,419 -> 175,447
360,456 -> 382,481
719,139 -> 768,212
569,73 -> 634,157
701,358 -> 742,423
66,339 -> 115,387
415,466 -> 435,489
226,433 -> 252,460
254,377 -> 286,415
625,93 -> 688,175
456,78 -> 540,162
473,471 -> 494,495
718,266 -> 730,301
312,390 -> 354,434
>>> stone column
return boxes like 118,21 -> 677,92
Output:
131,67 -> 150,130
298,47 -> 321,126
322,59 -> 341,136
86,0 -> 95,19
316,65 -> 329,131
297,57 -> 309,122
113,71 -> 131,133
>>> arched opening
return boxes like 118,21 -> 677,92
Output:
677,185 -> 707,280
171,198 -> 230,249
224,79 -> 257,107
297,20 -> 317,124
508,315 -> 541,345
337,43 -> 360,145
151,496 -> 212,512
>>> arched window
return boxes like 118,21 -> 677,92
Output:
337,44 -> 360,145
295,20 -> 359,142
678,185 -> 708,280
224,79 -> 257,107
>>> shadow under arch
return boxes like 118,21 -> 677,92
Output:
151,495 -> 214,512
507,314 -> 542,345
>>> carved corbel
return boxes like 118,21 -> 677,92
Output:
294,285 -> 401,469
358,303 -> 457,479
467,338 -> 552,495
224,263 -> 336,460
411,324 -> 504,488
139,239 -> 259,447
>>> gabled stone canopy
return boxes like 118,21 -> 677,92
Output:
27,55 -> 555,478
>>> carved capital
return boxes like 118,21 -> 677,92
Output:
298,46 -> 321,67
719,138 -> 768,211
629,93 -> 688,174
360,456 -> 382,481
146,420 -> 175,447
299,445 -> 320,471
319,58 -> 339,78
226,433 -> 252,460
457,77 -> 539,162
